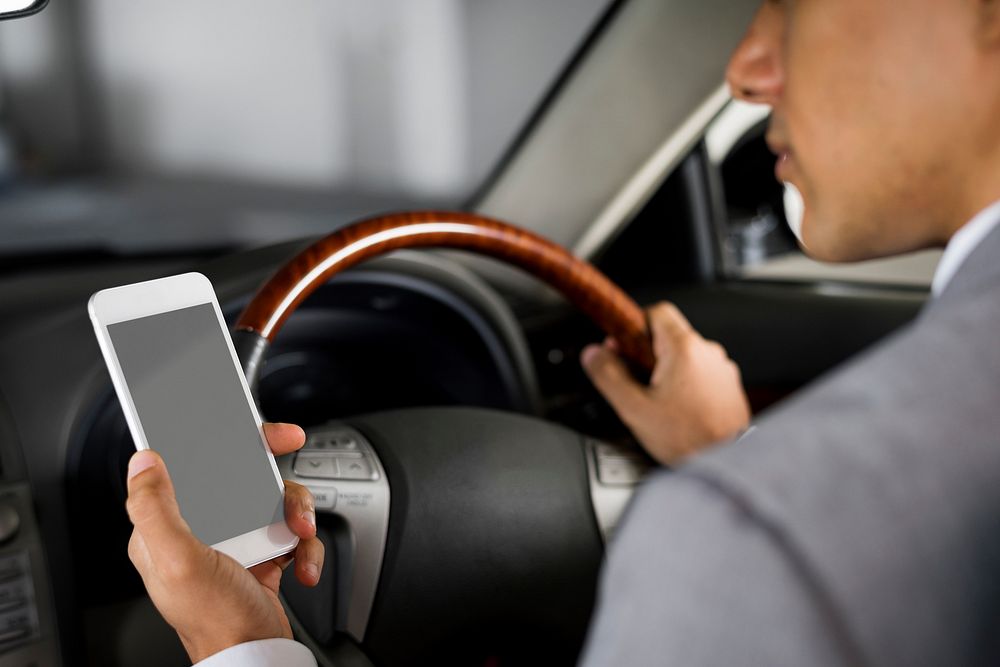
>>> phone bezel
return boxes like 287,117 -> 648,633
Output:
88,271 -> 298,568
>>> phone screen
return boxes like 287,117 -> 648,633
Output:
108,302 -> 284,546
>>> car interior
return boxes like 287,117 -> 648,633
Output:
0,0 -> 941,665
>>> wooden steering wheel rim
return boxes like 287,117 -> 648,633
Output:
234,211 -> 654,385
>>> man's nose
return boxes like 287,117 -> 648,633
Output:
726,3 -> 784,106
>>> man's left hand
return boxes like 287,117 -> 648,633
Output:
582,303 -> 751,466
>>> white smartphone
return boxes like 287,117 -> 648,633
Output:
88,272 -> 298,568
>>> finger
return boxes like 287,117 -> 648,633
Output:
127,529 -> 150,572
263,422 -> 306,456
581,344 -> 650,419
282,481 -> 317,539
706,340 -> 729,360
272,554 -> 295,571
249,553 -> 293,577
293,536 -> 325,587
248,559 -> 285,592
125,450 -> 200,564
647,302 -> 696,359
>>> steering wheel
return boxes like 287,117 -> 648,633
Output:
234,211 -> 655,666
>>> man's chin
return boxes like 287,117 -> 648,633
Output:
786,190 -> 924,263
797,216 -> 869,263
800,244 -> 869,264
799,227 -> 911,264
799,228 -> 864,263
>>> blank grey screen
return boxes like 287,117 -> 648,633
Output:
108,303 -> 283,546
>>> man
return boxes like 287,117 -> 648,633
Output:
579,1 -> 1000,664
125,0 -> 1000,664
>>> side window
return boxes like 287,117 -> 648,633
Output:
706,101 -> 940,289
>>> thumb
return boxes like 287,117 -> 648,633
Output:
581,343 -> 649,421
126,450 -> 199,560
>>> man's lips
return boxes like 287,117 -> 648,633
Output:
775,151 -> 794,181
767,140 -> 794,182
765,133 -> 794,181
765,135 -> 788,155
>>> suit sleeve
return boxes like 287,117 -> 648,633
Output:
579,470 -> 847,666
193,639 -> 317,667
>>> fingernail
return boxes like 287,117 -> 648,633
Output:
581,344 -> 601,368
303,562 -> 320,582
300,510 -> 316,530
128,450 -> 158,480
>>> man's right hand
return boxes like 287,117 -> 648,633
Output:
581,302 -> 751,466
126,423 -> 323,663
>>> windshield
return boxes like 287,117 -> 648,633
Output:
0,1 -> 608,259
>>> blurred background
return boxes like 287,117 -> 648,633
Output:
0,0 -> 609,258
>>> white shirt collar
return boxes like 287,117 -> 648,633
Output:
931,199 -> 1000,297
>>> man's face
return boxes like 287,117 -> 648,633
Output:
727,0 -> 999,262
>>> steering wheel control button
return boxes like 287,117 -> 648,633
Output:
586,440 -> 650,541
308,488 -> 337,511
282,423 -> 390,642
0,626 -> 29,644
0,553 -> 40,650
307,430 -> 363,452
596,457 -> 645,485
0,579 -> 27,614
293,454 -> 337,479
333,455 -> 377,481
297,428 -> 381,480
0,561 -> 21,585
595,443 -> 636,460
593,442 -> 650,486
0,504 -> 20,546
329,436 -> 360,452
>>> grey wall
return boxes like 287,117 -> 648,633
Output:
0,0 -> 609,200
0,1 -> 90,171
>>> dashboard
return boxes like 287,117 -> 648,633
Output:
0,243 -> 541,663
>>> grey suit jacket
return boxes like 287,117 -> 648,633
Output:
581,223 -> 1000,666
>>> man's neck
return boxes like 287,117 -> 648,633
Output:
931,198 -> 1000,296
